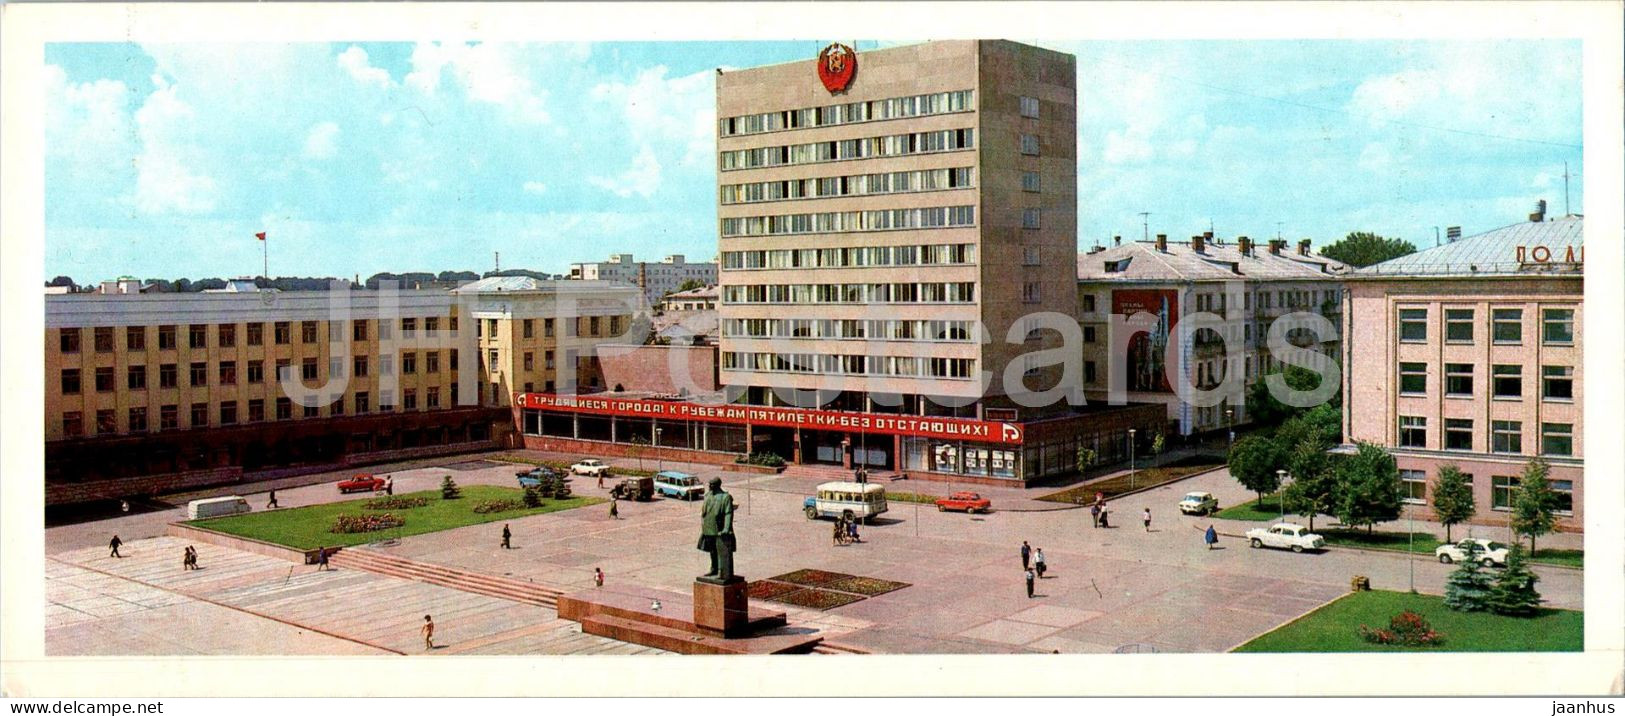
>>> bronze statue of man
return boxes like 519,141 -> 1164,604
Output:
696,477 -> 737,582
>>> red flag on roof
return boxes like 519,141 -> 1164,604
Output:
255,232 -> 267,241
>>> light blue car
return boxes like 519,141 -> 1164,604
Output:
653,470 -> 706,500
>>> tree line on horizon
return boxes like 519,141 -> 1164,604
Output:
44,269 -> 569,293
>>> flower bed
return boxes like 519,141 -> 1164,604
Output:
823,576 -> 911,597
1360,610 -> 1444,647
770,569 -> 853,587
773,588 -> 866,611
472,499 -> 524,514
362,496 -> 429,511
330,513 -> 404,534
747,580 -> 804,601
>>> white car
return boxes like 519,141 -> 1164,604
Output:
1435,538 -> 1509,567
570,459 -> 611,477
1178,491 -> 1219,515
1246,523 -> 1326,553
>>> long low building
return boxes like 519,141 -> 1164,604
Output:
44,278 -> 641,506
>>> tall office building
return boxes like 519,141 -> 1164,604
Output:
716,40 -> 1079,420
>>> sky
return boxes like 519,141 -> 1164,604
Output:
43,39 -> 1583,283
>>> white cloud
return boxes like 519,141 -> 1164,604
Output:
128,82 -> 217,215
1346,42 -> 1581,145
591,66 -> 716,169
1357,142 -> 1395,172
405,42 -> 552,123
337,46 -> 394,88
588,146 -> 661,198
1102,125 -> 1154,164
44,65 -> 134,171
522,181 -> 548,195
303,121 -> 340,160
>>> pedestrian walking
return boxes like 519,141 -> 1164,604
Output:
384,476 -> 393,496
1020,540 -> 1031,569
1090,503 -> 1101,528
609,496 -> 620,520
1034,548 -> 1047,578
422,615 -> 435,650
1024,567 -> 1036,598
109,535 -> 122,559
317,546 -> 331,571
1142,507 -> 1152,532
182,546 -> 192,570
1098,508 -> 1111,528
267,490 -> 279,509
1205,525 -> 1218,550
594,567 -> 605,588
832,518 -> 846,546
847,518 -> 860,544
501,524 -> 512,549
1094,492 -> 1105,509
597,473 -> 605,489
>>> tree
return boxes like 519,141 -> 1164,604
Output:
440,475 -> 462,500
1245,364 -> 1339,427
1149,432 -> 1165,466
1281,439 -> 1335,530
47,275 -> 76,289
1228,435 -> 1285,506
1430,464 -> 1476,542
1075,446 -> 1097,475
1332,442 -> 1403,534
1510,458 -> 1557,554
1319,231 -> 1417,268
627,435 -> 649,471
1443,548 -> 1496,612
1488,544 -> 1542,616
522,485 -> 544,508
674,278 -> 706,294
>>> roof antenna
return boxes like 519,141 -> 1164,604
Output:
494,251 -> 500,274
1563,161 -> 1571,216
1138,212 -> 1151,242
1275,222 -> 1284,241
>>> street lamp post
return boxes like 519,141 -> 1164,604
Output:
1226,408 -> 1235,451
1128,428 -> 1137,491
1276,469 -> 1288,521
655,427 -> 664,473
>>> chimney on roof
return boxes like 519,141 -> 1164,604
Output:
1113,235 -> 1121,247
1268,239 -> 1284,255
1203,230 -> 1214,240
1238,236 -> 1252,256
1191,234 -> 1206,253
1529,199 -> 1547,223
1088,245 -> 1105,255
1446,226 -> 1461,243
1297,239 -> 1311,256
1155,234 -> 1167,252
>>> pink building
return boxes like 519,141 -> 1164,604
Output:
1343,210 -> 1582,532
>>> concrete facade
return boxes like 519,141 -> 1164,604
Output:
716,40 -> 1078,417
1342,215 -> 1583,531
569,254 -> 717,306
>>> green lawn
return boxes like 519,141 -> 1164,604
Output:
1233,589 -> 1582,652
886,491 -> 942,505
1214,495 -> 1287,521
190,486 -> 605,550
1039,457 -> 1225,504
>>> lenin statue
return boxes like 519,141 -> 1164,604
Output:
696,477 -> 737,582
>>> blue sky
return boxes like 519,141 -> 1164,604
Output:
44,39 -> 1582,283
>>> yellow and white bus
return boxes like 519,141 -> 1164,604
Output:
803,482 -> 888,523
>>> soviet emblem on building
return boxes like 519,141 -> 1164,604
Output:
816,43 -> 856,94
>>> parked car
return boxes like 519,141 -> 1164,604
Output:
337,474 -> 386,493
934,491 -> 991,513
1245,523 -> 1326,553
653,470 -> 706,500
515,466 -> 565,489
610,476 -> 655,502
187,496 -> 251,520
1435,538 -> 1509,567
1178,491 -> 1219,515
804,482 -> 889,523
570,459 -> 611,477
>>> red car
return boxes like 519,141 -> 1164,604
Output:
934,491 -> 992,513
337,474 -> 386,493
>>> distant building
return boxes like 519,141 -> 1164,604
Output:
1077,233 -> 1349,436
97,277 -> 154,295
1343,208 -> 1582,531
661,284 -> 717,312
569,254 -> 717,305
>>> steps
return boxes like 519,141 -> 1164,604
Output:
811,640 -> 870,655
328,549 -> 563,609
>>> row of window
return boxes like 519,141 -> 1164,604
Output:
722,319 -> 975,342
1398,306 -> 1575,345
59,387 -> 459,437
1397,470 -> 1574,513
722,352 -> 975,379
718,90 -> 975,137
722,282 -> 976,305
1397,416 -> 1575,456
721,206 -> 975,238
719,128 -> 974,171
56,318 -> 460,355
722,244 -> 975,271
503,316 -> 624,341
1397,362 -> 1574,401
59,351 -> 465,394
719,167 -> 975,205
